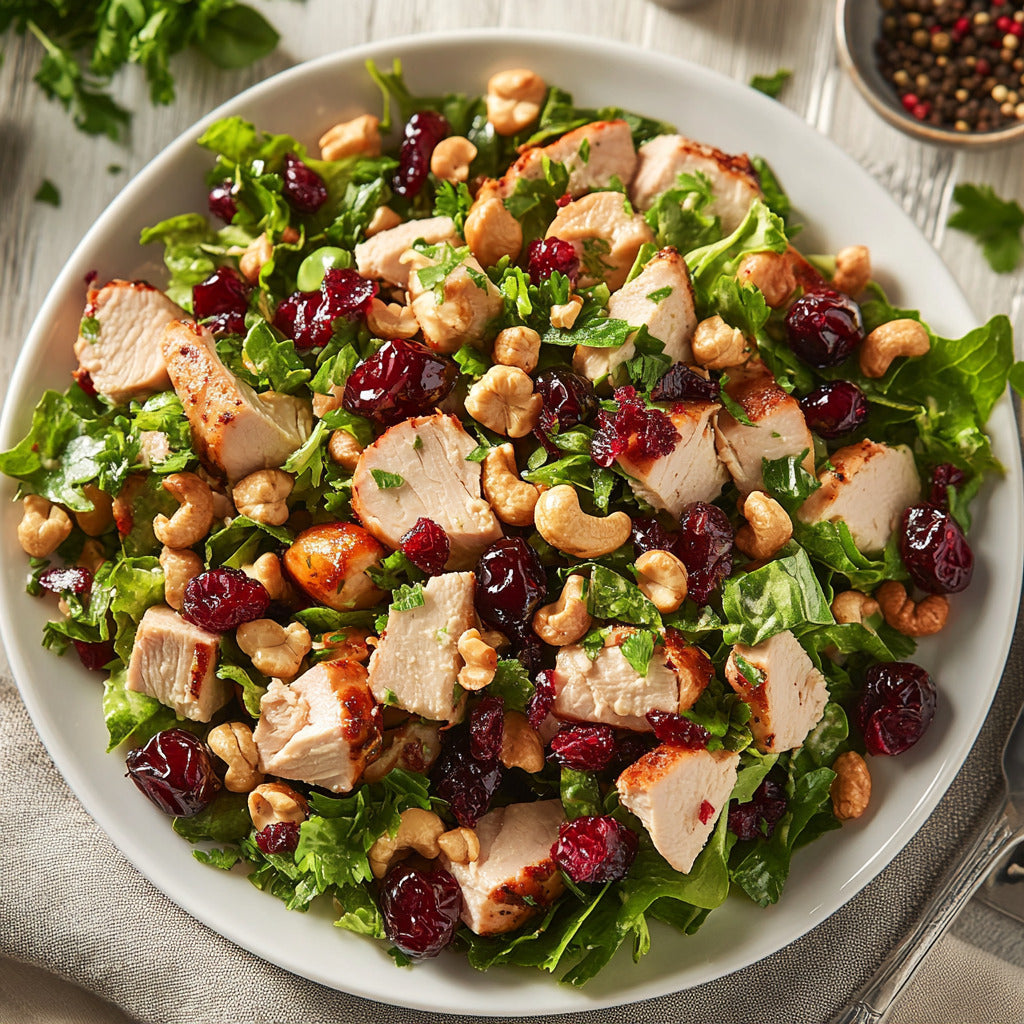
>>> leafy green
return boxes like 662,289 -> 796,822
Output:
173,792 -> 252,844
947,183 -> 1024,273
749,69 -> 792,98
560,769 -> 603,819
487,659 -> 535,713
620,628 -> 657,676
584,564 -> 662,628
34,178 -> 60,205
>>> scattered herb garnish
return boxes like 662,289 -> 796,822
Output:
749,68 -> 792,99
947,183 -> 1024,274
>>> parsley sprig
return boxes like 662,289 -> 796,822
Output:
947,183 -> 1024,273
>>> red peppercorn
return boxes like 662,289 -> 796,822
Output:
902,92 -> 920,112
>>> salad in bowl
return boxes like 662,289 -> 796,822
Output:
1,56 -> 1016,985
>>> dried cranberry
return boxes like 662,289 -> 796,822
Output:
73,369 -> 97,397
651,364 -> 721,404
928,464 -> 967,509
728,778 -> 788,840
784,290 -> 864,368
511,628 -> 544,672
470,695 -> 505,762
282,152 -> 328,214
645,709 -> 710,749
208,179 -> 237,223
379,861 -> 462,958
534,368 -> 598,434
800,380 -> 868,439
631,516 -> 673,555
125,728 -> 221,816
474,538 -> 547,636
527,237 -> 580,286
72,638 -> 115,672
609,730 -> 655,773
698,800 -> 716,824
900,504 -> 973,594
181,567 -> 271,633
857,661 -> 936,756
432,727 -> 503,827
255,821 -> 301,855
526,669 -> 557,730
591,386 -> 680,468
192,266 -> 250,337
552,815 -> 639,883
342,339 -> 457,425
548,722 -> 617,771
275,268 -> 377,349
392,110 -> 450,200
673,501 -> 734,605
38,566 -> 93,595
399,517 -> 451,576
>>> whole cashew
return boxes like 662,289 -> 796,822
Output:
17,495 -> 72,558
736,251 -> 796,308
465,365 -> 543,438
208,721 -> 264,793
492,325 -> 540,373
318,113 -> 382,161
692,315 -> 749,370
368,807 -> 446,879
153,473 -> 214,548
482,443 -> 540,527
832,245 -> 872,296
734,491 -> 793,561
534,485 -> 632,559
532,574 -> 592,646
486,68 -> 546,136
232,469 -> 293,527
831,751 -> 871,820
248,781 -> 309,831
831,589 -> 880,625
242,552 -> 294,604
430,136 -> 478,183
239,233 -> 273,283
437,826 -> 480,864
74,484 -> 113,537
236,619 -> 312,679
159,545 -> 203,611
366,298 -> 418,339
500,711 -> 545,773
327,429 -> 364,471
464,197 -> 523,268
635,550 -> 689,613
859,318 -> 931,378
457,628 -> 498,691
875,581 -> 948,636
365,205 -> 402,237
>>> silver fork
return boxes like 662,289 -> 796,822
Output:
832,700 -> 1024,1024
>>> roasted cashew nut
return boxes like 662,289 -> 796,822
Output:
635,550 -> 689,613
239,233 -> 273,284
831,751 -> 871,820
482,443 -> 540,527
152,473 -> 214,548
532,574 -> 592,646
736,251 -> 797,308
242,552 -> 293,604
465,365 -> 543,438
500,711 -> 545,773
236,619 -> 312,679
831,589 -> 880,625
365,205 -> 402,237
486,68 -> 546,135
430,135 -> 478,183
534,485 -> 632,559
362,720 -> 442,785
692,314 -> 749,371
464,197 -> 523,268
232,469 -> 294,527
492,325 -> 540,373
859,319 -> 931,378
368,807 -> 446,879
318,114 -> 382,161
832,245 -> 871,296
457,628 -> 498,691
327,429 -> 364,471
74,484 -> 114,537
366,298 -> 418,339
734,491 -> 793,561
437,826 -> 481,864
159,545 -> 203,612
875,581 -> 948,636
208,721 -> 264,793
17,495 -> 72,558
248,781 -> 309,831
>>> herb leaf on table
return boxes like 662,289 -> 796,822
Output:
947,183 -> 1024,273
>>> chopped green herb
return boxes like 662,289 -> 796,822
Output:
947,183 -> 1024,273
370,469 -> 404,489
750,69 -> 792,99
34,179 -> 60,206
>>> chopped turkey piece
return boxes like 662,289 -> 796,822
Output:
662,631 -> 716,711
545,190 -> 655,291
73,280 -> 183,404
125,604 -> 227,723
551,638 -> 682,731
366,572 -> 476,723
574,247 -> 698,382
161,320 -> 312,482
714,360 -> 814,495
617,400 -> 728,517
354,215 -> 457,288
797,440 -> 920,554
617,745 -> 740,873
441,800 -> 565,935
404,246 -> 503,353
725,629 -> 828,754
253,660 -> 383,793
496,120 -> 637,200
629,134 -> 762,232
351,412 -> 503,570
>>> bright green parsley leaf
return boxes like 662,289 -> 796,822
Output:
620,628 -> 657,676
750,69 -> 792,99
370,469 -> 404,489
947,183 -> 1024,273
391,582 -> 425,612
646,286 -> 672,303
433,179 -> 474,234
34,179 -> 61,206
733,653 -> 765,688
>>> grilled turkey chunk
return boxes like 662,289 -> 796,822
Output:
125,605 -> 228,722
574,247 -> 698,383
366,572 -> 476,723
74,280 -> 184,404
617,745 -> 740,874
629,134 -> 762,232
354,215 -> 457,288
725,629 -> 828,754
617,400 -> 728,517
797,440 -> 920,554
161,320 -> 311,482
253,660 -> 383,793
440,800 -> 565,936
351,413 -> 503,570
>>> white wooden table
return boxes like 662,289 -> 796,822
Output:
1,1 -> 1022,1021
